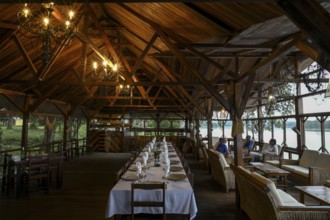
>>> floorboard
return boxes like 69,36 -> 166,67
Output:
0,152 -> 253,220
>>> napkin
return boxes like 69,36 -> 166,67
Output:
144,151 -> 149,160
136,161 -> 142,174
165,157 -> 170,166
165,164 -> 170,177
142,155 -> 147,167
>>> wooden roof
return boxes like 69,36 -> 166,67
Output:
0,1 -> 329,119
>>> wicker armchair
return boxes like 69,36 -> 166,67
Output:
232,165 -> 330,220
207,149 -> 235,192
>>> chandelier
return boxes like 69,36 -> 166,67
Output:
92,60 -> 118,80
17,2 -> 77,65
119,83 -> 131,96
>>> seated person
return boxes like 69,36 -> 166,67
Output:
216,137 -> 234,164
243,135 -> 254,151
249,138 -> 279,161
216,137 -> 229,154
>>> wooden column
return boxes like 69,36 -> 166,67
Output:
21,112 -> 29,159
21,96 -> 31,159
63,115 -> 69,152
207,116 -> 213,149
294,59 -> 303,150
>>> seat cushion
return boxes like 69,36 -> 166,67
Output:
281,165 -> 309,178
299,150 -> 319,168
314,153 -> 330,169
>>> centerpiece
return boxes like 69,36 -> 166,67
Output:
153,148 -> 161,167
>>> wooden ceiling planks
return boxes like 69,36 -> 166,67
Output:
0,1 -> 328,118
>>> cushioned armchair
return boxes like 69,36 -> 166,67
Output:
232,165 -> 330,220
207,149 -> 235,192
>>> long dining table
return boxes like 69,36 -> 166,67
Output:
105,142 -> 198,219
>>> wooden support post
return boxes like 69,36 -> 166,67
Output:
21,112 -> 29,159
207,116 -> 213,149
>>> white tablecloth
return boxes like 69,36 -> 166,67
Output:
105,145 -> 198,219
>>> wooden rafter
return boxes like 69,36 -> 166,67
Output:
153,58 -> 205,115
238,36 -> 300,117
11,34 -> 38,78
2,93 -> 25,113
277,0 -> 330,59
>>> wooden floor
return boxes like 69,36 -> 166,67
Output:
0,152 -> 253,220
1,152 -> 321,220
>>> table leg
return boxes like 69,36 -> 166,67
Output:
299,192 -> 305,204
283,175 -> 287,191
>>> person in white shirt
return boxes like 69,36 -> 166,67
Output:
250,138 -> 279,161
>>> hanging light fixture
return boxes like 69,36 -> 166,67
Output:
17,2 -> 77,65
92,60 -> 118,80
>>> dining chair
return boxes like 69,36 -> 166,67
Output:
1,153 -> 17,195
26,155 -> 50,193
131,182 -> 166,220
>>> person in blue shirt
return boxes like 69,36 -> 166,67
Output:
243,135 -> 254,150
216,137 -> 229,154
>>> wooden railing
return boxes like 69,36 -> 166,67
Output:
0,138 -> 90,177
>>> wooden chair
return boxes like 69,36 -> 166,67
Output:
324,180 -> 330,188
26,155 -> 50,193
1,154 -> 17,195
131,182 -> 166,220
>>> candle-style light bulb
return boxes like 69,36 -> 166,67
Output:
69,10 -> 74,20
23,4 -> 30,18
119,84 -> 123,89
112,64 -> 118,72
65,20 -> 70,28
93,62 -> 98,70
43,17 -> 50,27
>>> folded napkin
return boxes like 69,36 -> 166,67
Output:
165,164 -> 170,177
165,157 -> 170,166
142,155 -> 147,167
144,151 -> 149,159
136,161 -> 142,174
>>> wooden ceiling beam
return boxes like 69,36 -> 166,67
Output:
237,36 -> 300,117
11,34 -> 38,78
153,26 -> 231,112
153,58 -> 205,115
2,93 -> 25,113
295,40 -> 330,72
277,0 -> 330,59
175,43 -> 273,49
88,4 -> 156,109
0,29 -> 16,52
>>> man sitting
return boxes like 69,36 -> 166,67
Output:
243,135 -> 254,151
250,138 -> 279,162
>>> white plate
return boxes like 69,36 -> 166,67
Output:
121,173 -> 142,181
170,166 -> 183,172
166,173 -> 187,181
170,160 -> 180,165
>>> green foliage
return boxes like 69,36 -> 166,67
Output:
304,120 -> 330,130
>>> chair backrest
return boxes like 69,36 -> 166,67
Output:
28,155 -> 50,180
131,182 -> 166,220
